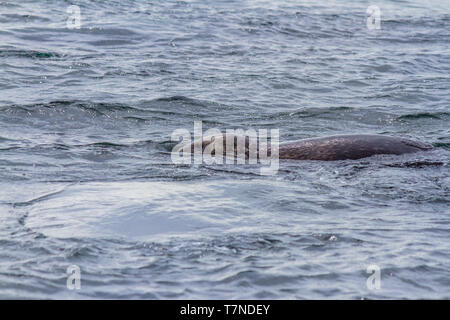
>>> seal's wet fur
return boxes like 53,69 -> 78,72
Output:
177,134 -> 433,161
276,135 -> 432,160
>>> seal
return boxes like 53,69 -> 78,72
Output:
176,134 -> 433,161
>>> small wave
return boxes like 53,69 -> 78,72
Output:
384,161 -> 445,168
397,112 -> 448,120
0,13 -> 50,23
434,142 -> 450,150
78,142 -> 128,148
342,79 -> 370,87
82,27 -> 140,36
261,106 -> 354,120
0,2 -> 20,7
0,100 -> 143,114
0,136 -> 19,142
0,49 -> 59,59
87,39 -> 136,46
153,95 -> 210,107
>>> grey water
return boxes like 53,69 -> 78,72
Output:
0,0 -> 449,299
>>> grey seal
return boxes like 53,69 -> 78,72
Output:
175,134 -> 432,161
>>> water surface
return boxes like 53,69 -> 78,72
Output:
0,0 -> 449,299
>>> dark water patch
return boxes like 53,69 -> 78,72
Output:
0,2 -> 20,8
0,100 -> 145,117
0,13 -> 51,23
81,142 -> 129,149
0,49 -> 59,59
0,136 -> 20,143
384,161 -> 445,168
261,106 -> 354,120
342,79 -> 370,87
122,116 -> 152,123
153,95 -> 211,108
10,187 -> 69,208
87,39 -> 137,46
434,142 -> 450,150
397,112 -> 449,120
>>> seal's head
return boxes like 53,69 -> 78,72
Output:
174,133 -> 256,158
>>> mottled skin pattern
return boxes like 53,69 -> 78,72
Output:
276,135 -> 433,160
177,134 -> 433,161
